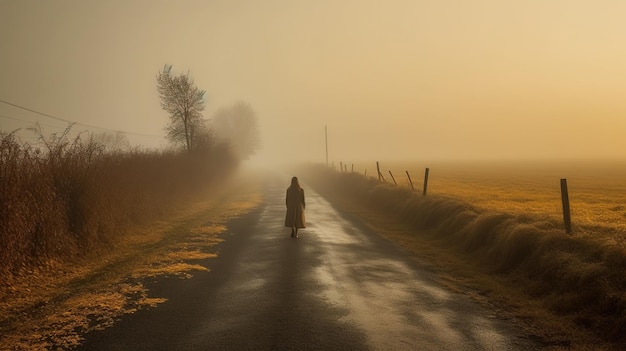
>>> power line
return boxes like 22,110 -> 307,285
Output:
0,99 -> 69,124
0,98 -> 164,138
0,114 -> 65,130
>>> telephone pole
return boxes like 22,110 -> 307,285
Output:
325,125 -> 329,166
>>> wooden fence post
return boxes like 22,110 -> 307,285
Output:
423,167 -> 430,196
389,171 -> 397,185
376,162 -> 381,181
560,178 -> 572,234
406,171 -> 415,191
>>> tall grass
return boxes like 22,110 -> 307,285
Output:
353,160 -> 626,239
0,130 -> 237,283
303,164 -> 626,343
343,160 -> 626,261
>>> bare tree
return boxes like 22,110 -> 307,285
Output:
212,101 -> 260,160
156,65 -> 206,151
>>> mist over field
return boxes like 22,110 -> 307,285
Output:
4,3 -> 626,349
2,1 -> 626,166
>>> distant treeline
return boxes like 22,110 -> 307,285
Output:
302,164 -> 626,344
0,131 -> 237,282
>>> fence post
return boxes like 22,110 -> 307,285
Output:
560,178 -> 572,234
389,171 -> 397,185
376,162 -> 382,181
406,171 -> 415,191
340,161 -> 343,173
423,167 -> 430,196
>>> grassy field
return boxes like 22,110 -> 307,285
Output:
304,161 -> 626,348
350,159 -> 626,248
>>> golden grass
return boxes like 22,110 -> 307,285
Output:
353,160 -> 626,248
6,283 -> 164,351
0,135 -> 262,351
0,129 -> 239,283
303,162 -> 626,350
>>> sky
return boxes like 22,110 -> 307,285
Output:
1,0 -> 626,164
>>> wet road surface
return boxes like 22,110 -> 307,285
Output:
78,174 -> 541,350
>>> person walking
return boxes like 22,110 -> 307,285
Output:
285,176 -> 306,238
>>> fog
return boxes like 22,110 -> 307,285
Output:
2,1 -> 626,165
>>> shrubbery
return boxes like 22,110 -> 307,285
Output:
0,131 -> 237,283
302,164 -> 626,342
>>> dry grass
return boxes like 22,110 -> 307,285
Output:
0,127 -> 249,349
0,170 -> 262,350
352,160 -> 626,248
303,162 -> 626,349
0,129 -> 237,284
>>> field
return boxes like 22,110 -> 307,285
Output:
304,160 -> 626,347
347,159 -> 626,248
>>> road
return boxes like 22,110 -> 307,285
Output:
78,174 -> 542,350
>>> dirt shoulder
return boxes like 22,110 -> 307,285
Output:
0,170 -> 264,351
318,190 -> 621,351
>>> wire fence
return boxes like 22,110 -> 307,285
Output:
331,160 -> 626,236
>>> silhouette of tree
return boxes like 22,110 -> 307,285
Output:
212,101 -> 260,160
156,65 -> 206,151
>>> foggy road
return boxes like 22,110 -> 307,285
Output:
78,174 -> 541,350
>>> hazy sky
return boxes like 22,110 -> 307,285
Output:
1,0 -> 625,164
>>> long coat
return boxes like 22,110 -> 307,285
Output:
285,186 -> 306,228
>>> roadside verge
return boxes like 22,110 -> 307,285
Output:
0,170 -> 263,351
300,164 -> 625,351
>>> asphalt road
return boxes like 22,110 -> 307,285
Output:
78,174 -> 542,350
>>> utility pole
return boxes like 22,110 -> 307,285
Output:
325,125 -> 328,166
